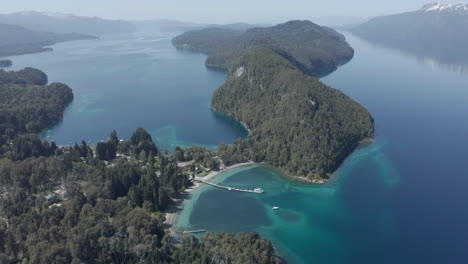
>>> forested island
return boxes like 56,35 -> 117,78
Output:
0,68 -> 284,263
173,20 -> 374,180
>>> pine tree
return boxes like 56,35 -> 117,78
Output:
109,130 -> 119,148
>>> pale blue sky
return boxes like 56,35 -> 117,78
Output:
3,0 -> 463,23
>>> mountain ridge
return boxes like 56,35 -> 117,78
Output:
0,11 -> 136,35
421,2 -> 468,12
350,3 -> 468,64
0,23 -> 97,57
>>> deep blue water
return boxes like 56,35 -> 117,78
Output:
6,32 -> 247,151
176,32 -> 468,264
322,33 -> 468,264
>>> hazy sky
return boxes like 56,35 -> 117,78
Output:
3,0 -> 463,23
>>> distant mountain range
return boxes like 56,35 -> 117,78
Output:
0,10 -> 267,58
0,11 -> 136,36
350,3 -> 468,63
132,19 -> 264,33
0,23 -> 96,57
132,19 -> 203,33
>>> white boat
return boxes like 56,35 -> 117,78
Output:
254,188 -> 264,194
272,206 -> 279,210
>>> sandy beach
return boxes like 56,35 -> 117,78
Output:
163,161 -> 256,235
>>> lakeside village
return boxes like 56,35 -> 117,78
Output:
42,137 -> 264,212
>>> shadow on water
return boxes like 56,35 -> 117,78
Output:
210,109 -> 249,139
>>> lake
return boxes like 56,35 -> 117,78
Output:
7,30 -> 468,263
175,32 -> 468,264
7,32 -> 247,151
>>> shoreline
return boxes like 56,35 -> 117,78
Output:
163,161 -> 256,235
163,137 -> 376,235
282,137 -> 375,185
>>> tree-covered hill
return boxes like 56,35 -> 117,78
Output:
173,21 -> 374,179
0,68 -> 73,135
213,46 -> 374,178
173,20 -> 354,77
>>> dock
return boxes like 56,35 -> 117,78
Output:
197,179 -> 264,194
180,229 -> 207,234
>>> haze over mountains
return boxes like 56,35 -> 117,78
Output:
0,11 -> 139,58
351,3 -> 468,64
0,23 -> 96,57
0,11 -> 136,35
133,19 -> 266,33
3,4 -> 468,69
0,11 -> 268,58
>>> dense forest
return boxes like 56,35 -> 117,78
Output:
173,20 -> 374,179
0,130 -> 284,263
172,20 -> 354,77
0,69 -> 284,263
0,68 -> 73,136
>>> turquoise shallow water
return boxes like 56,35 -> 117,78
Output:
175,141 -> 389,264
175,32 -> 468,264
6,32 -> 247,151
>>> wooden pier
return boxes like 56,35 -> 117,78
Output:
197,179 -> 264,194
181,229 -> 207,234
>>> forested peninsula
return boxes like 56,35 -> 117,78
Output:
173,20 -> 374,180
0,68 -> 73,137
0,68 -> 283,263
